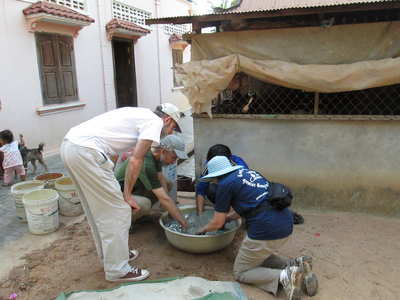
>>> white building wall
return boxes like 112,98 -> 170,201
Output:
0,0 -> 192,154
131,0 -> 192,107
158,0 -> 191,103
0,0 -> 106,154
92,0 -> 116,111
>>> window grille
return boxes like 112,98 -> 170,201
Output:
112,1 -> 151,26
46,0 -> 86,11
212,73 -> 400,117
164,24 -> 190,35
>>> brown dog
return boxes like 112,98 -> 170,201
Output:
19,135 -> 48,174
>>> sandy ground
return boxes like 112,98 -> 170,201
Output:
0,215 -> 85,282
1,208 -> 400,300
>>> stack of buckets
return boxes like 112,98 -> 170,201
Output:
10,173 -> 83,235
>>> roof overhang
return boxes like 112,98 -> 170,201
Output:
26,13 -> 92,27
107,28 -> 148,41
146,2 -> 400,32
23,1 -> 94,37
25,13 -> 93,37
105,19 -> 150,41
169,34 -> 189,50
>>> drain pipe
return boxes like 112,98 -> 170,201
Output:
96,0 -> 109,112
154,0 -> 163,105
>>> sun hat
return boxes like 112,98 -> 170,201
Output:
159,103 -> 184,132
160,134 -> 188,159
201,156 -> 243,181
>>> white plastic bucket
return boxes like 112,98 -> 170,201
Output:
55,177 -> 83,217
11,180 -> 45,222
23,189 -> 59,235
35,173 -> 64,189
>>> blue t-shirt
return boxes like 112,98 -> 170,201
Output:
214,168 -> 293,240
196,155 -> 249,196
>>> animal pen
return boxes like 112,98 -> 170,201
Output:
147,1 -> 400,216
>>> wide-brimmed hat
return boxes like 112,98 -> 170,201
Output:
160,134 -> 188,159
201,156 -> 242,181
159,103 -> 184,133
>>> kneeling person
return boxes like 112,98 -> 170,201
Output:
198,156 -> 318,300
115,135 -> 188,227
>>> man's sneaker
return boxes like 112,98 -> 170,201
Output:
129,249 -> 139,262
302,263 -> 318,297
109,266 -> 150,282
287,256 -> 318,297
287,256 -> 313,269
280,266 -> 304,300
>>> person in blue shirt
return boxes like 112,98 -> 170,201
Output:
197,156 -> 318,300
196,144 -> 305,226
196,144 -> 248,214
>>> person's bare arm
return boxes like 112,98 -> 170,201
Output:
196,194 -> 205,215
152,187 -> 187,227
197,212 -> 227,234
226,210 -> 241,222
157,172 -> 169,194
123,139 -> 153,211
110,154 -> 119,165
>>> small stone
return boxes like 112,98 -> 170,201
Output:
1,280 -> 12,288
19,282 -> 27,291
171,263 -> 182,270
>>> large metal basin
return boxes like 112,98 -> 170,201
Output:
159,205 -> 241,254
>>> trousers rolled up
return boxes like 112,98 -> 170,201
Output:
60,140 -> 132,280
233,234 -> 290,295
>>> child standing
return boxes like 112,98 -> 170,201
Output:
0,130 -> 26,186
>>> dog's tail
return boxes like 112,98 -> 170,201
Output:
38,143 -> 45,152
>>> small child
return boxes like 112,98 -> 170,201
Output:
0,130 -> 26,186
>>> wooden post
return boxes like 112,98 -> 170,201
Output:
192,21 -> 201,34
314,92 -> 320,115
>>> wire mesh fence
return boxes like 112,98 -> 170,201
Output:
212,74 -> 400,116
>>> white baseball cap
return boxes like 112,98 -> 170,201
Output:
159,103 -> 184,132
160,134 -> 188,159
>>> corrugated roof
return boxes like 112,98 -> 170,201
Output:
146,0 -> 400,24
226,0 -> 397,13
23,1 -> 94,23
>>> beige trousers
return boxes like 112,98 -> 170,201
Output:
132,195 -> 152,221
60,140 -> 131,280
233,234 -> 290,295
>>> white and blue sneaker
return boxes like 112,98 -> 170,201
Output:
287,256 -> 318,297
280,266 -> 304,300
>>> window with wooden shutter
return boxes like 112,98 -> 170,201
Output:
172,49 -> 183,87
36,33 -> 79,105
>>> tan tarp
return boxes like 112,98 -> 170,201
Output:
191,22 -> 400,64
177,55 -> 400,114
177,22 -> 400,114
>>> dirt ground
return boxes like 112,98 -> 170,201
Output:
1,210 -> 400,300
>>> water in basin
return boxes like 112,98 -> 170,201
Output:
165,210 -> 238,236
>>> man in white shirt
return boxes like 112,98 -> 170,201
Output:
61,103 -> 185,282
